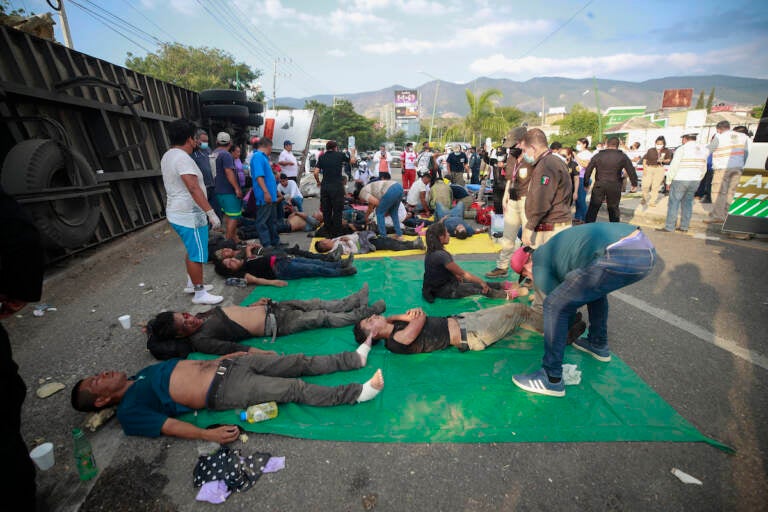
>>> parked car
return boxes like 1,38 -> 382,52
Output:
389,152 -> 402,168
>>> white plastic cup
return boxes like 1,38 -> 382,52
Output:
30,442 -> 55,470
118,315 -> 131,329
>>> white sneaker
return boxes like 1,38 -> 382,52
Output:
184,284 -> 214,294
192,292 -> 223,305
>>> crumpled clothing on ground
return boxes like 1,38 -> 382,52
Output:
195,480 -> 231,504
263,456 -> 285,473
192,445 -> 270,493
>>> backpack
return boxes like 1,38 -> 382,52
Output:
475,205 -> 494,226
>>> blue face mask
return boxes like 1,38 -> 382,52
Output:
523,153 -> 535,164
200,142 -> 209,150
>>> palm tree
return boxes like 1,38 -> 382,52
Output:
464,88 -> 503,145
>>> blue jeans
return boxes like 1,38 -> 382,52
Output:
435,202 -> 475,236
574,178 -> 588,221
665,180 -> 698,231
289,196 -> 304,212
376,183 -> 404,237
254,203 -> 280,248
541,231 -> 656,378
274,256 -> 345,279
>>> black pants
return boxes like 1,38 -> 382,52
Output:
371,237 -> 418,251
0,325 -> 36,508
695,168 -> 713,200
586,181 -> 622,223
320,183 -> 345,238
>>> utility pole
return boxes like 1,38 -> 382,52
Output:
429,80 -> 440,146
541,96 -> 546,126
593,76 -> 603,143
272,57 -> 291,110
58,0 -> 74,49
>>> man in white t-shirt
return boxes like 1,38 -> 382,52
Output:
401,142 -> 418,191
160,119 -> 222,305
277,173 -> 304,212
405,171 -> 431,214
277,140 -> 299,181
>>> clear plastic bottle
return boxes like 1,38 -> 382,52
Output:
225,277 -> 248,287
239,402 -> 279,423
72,428 -> 98,481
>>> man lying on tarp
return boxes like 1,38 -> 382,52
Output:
352,303 -> 541,354
146,284 -> 385,358
71,349 -> 383,441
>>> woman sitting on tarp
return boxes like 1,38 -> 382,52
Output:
421,221 -> 512,303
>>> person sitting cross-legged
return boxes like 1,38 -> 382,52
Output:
146,284 -> 386,359
71,351 -> 384,441
353,303 -> 540,354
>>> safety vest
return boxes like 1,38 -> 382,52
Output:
670,142 -> 708,182
710,130 -> 748,170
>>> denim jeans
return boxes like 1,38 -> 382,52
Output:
574,178 -> 587,221
274,256 -> 345,279
254,203 -> 280,248
376,183 -> 404,237
541,230 -> 656,378
665,180 -> 698,230
435,202 -> 475,236
289,196 -> 304,212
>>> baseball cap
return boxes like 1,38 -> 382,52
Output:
503,126 -> 527,148
216,132 -> 231,144
284,140 -> 293,146
511,246 -> 533,283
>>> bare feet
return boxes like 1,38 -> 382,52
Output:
357,369 -> 384,402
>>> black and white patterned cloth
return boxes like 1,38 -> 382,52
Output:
193,446 -> 270,493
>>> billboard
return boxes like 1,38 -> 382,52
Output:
395,89 -> 419,119
661,88 -> 693,108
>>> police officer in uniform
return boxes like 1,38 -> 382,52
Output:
583,137 -> 638,223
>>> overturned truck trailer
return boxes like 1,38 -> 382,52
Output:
0,24 -> 262,263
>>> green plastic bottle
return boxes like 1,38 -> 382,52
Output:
72,428 -> 98,481
239,402 -> 279,423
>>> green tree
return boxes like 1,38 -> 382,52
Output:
125,44 -> 260,93
751,105 -> 765,119
311,99 -> 381,150
694,91 -> 705,109
464,88 -> 503,145
557,104 -> 601,146
706,87 -> 715,112
391,130 -> 407,148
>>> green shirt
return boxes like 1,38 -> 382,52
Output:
532,223 -> 638,295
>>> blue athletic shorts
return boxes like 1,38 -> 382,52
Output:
217,193 -> 243,218
170,223 -> 208,263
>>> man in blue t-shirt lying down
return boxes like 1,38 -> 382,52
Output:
71,349 -> 383,441
511,222 -> 656,397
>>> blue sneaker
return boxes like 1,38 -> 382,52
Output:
572,338 -> 611,362
512,369 -> 565,397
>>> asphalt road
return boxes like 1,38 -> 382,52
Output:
8,168 -> 768,511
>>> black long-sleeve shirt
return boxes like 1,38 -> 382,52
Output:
584,149 -> 638,186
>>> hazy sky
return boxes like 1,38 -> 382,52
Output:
15,0 -> 768,98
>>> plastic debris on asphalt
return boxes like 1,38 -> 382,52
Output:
33,304 -> 57,317
671,468 -> 703,485
562,364 -> 582,385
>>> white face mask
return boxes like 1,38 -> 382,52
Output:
656,145 -> 664,151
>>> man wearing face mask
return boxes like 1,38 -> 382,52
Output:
584,137 -> 638,223
191,129 -> 219,220
520,128 -> 573,250
446,144 -> 468,185
486,127 -> 530,278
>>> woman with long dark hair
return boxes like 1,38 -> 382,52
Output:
421,222 -> 509,302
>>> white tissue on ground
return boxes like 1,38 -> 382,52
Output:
562,364 -> 582,385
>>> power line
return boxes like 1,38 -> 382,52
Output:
518,0 -> 595,59
120,0 -> 178,44
79,0 -> 165,45
67,0 -> 153,53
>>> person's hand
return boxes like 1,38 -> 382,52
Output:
274,280 -> 288,287
630,186 -> 637,193
248,347 -> 278,356
249,297 -> 270,306
206,425 -> 241,444
264,191 -> 273,204
221,351 -> 249,359
572,191 -> 578,202
235,187 -> 243,199
522,228 -> 533,246
206,209 -> 221,230
481,281 -> 490,294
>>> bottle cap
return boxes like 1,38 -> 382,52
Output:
239,411 -> 247,421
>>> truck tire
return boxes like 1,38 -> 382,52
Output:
1,139 -> 101,249
199,89 -> 247,105
247,101 -> 264,113
248,114 -> 263,127
202,104 -> 249,122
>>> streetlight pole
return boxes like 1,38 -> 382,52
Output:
419,71 -> 440,146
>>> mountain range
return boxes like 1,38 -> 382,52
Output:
277,75 -> 767,118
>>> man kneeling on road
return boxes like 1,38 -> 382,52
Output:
146,284 -> 385,359
511,222 -> 656,397
353,303 -> 541,354
71,350 -> 384,441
